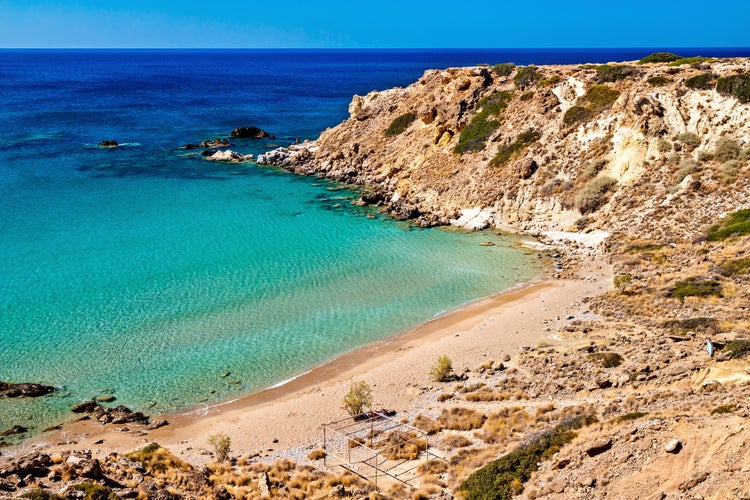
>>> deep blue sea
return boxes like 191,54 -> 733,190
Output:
2,48 -> 747,438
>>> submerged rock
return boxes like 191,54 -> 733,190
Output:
0,425 -> 27,437
182,138 -> 232,149
98,139 -> 118,147
204,150 -> 253,163
0,381 -> 56,398
230,126 -> 275,139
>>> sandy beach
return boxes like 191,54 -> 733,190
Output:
22,255 -> 611,466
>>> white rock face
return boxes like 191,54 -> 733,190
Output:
205,150 -> 252,163
450,208 -> 493,230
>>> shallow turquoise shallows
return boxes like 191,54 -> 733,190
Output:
0,50 -> 543,436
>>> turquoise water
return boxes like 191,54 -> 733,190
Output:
0,50 -> 543,437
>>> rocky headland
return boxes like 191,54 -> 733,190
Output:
4,54 -> 750,499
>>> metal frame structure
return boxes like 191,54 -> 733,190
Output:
322,411 -> 444,490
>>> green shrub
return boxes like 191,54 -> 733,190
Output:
492,63 -> 516,77
616,412 -> 648,423
668,277 -> 723,302
669,56 -> 716,67
208,432 -> 231,462
674,158 -> 700,183
576,175 -> 618,213
721,159 -> 743,182
520,91 -> 534,101
458,414 -> 596,500
706,209 -> 750,241
697,150 -> 714,162
563,105 -> 593,125
384,111 -> 416,137
657,138 -> 673,152
539,74 -> 561,87
613,273 -> 632,291
716,74 -> 750,103
724,339 -> 750,359
677,131 -> 700,147
625,243 -> 664,253
430,355 -> 453,382
490,129 -> 541,167
647,76 -> 671,86
662,317 -> 719,333
685,73 -> 715,90
597,64 -> 634,83
514,66 -> 541,87
454,91 -> 513,154
587,84 -> 621,111
639,52 -> 682,64
582,158 -> 608,181
589,351 -> 624,368
342,380 -> 373,416
711,403 -> 737,415
720,257 -> 750,277
21,491 -> 66,500
714,137 -> 742,162
70,483 -> 119,500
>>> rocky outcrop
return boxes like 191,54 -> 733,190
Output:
260,59 -> 750,242
204,150 -> 253,163
230,126 -> 275,139
98,140 -> 118,147
182,137 -> 232,149
0,381 -> 56,398
70,400 -> 149,425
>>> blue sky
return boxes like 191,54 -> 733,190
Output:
1,0 -> 748,48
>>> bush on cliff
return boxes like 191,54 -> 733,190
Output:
513,66 -> 541,88
706,208 -> 750,241
575,176 -> 617,213
492,63 -> 516,77
455,91 -> 513,154
458,414 -> 596,500
384,111 -> 417,137
668,277 -> 723,302
685,73 -> 715,90
596,64 -> 634,83
639,52 -> 682,64
490,129 -> 541,167
716,74 -> 750,103
647,75 -> 671,86
563,85 -> 620,126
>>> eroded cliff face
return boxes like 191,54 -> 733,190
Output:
262,59 -> 750,242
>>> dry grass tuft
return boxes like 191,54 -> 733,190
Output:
439,407 -> 487,430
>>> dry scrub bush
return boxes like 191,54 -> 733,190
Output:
430,354 -> 453,382
208,432 -> 231,462
342,379 -> 372,416
412,414 -> 441,435
575,176 -> 617,213
439,407 -> 487,431
442,433 -> 473,449
465,390 -> 509,402
307,448 -> 326,460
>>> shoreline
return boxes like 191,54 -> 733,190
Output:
24,254 -> 611,463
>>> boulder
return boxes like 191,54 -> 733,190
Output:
665,439 -> 682,453
230,126 -> 275,139
70,400 -> 98,413
182,138 -> 232,149
204,150 -> 253,163
0,425 -> 27,437
0,381 -> 56,398
98,140 -> 118,147
585,437 -> 613,457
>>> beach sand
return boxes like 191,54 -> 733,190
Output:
34,257 -> 611,465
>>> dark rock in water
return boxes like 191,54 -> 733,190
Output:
230,126 -> 275,139
0,381 -> 56,398
70,400 -> 98,413
182,138 -> 232,149
0,425 -> 27,437
98,139 -> 119,147
360,191 -> 385,205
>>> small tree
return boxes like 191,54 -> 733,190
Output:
208,432 -> 231,462
430,355 -> 454,382
342,380 -> 372,417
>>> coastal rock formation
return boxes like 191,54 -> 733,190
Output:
182,137 -> 232,149
0,381 -> 55,398
70,400 -> 149,425
204,149 -> 253,163
230,126 -> 275,139
262,58 -> 750,243
98,139 -> 118,147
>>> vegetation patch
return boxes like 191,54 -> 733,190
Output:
720,257 -> 750,276
596,64 -> 634,83
713,137 -> 743,162
706,209 -> 750,241
711,403 -> 737,415
575,175 -> 618,213
513,66 -> 541,87
125,443 -> 192,474
638,52 -> 682,64
430,354 -> 454,382
721,159 -> 743,183
677,131 -> 700,147
438,407 -> 486,431
492,63 -> 516,77
724,339 -> 750,359
70,483 -> 119,500
668,277 -> 723,302
454,91 -> 513,154
662,317 -> 720,333
674,159 -> 700,183
589,351 -> 624,368
669,56 -> 716,67
647,75 -> 671,86
384,111 -> 417,137
716,74 -> 750,103
563,85 -> 620,126
490,129 -> 541,167
625,243 -> 664,253
614,411 -> 647,423
685,73 -> 715,90
458,414 -> 596,500
539,74 -> 561,87
21,492 -> 66,500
